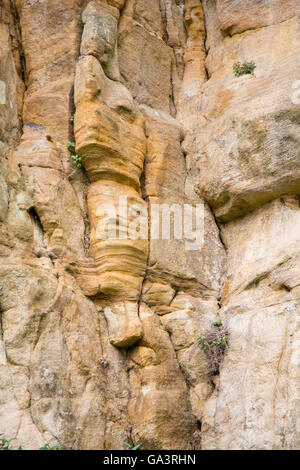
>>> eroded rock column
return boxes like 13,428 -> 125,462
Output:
74,1 -> 148,347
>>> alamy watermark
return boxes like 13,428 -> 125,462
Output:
95,197 -> 204,251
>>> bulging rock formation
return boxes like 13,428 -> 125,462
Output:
0,0 -> 299,450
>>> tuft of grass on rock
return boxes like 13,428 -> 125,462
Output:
233,61 -> 256,77
198,319 -> 228,375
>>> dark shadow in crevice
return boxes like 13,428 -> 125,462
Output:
28,207 -> 44,234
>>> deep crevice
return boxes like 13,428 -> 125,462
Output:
9,0 -> 27,87
9,0 -> 27,139
207,202 -> 228,253
28,206 -> 44,234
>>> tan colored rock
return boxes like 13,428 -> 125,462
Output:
194,14 -> 300,221
74,13 -> 147,346
141,105 -> 225,296
120,0 -> 164,38
106,0 -> 126,10
0,171 -> 9,224
177,0 -> 206,127
1,0 -> 300,452
12,125 -> 85,260
216,0 -> 300,36
142,281 -> 176,314
102,301 -> 143,348
135,104 -> 225,438
0,257 -> 131,449
81,1 -> 120,80
0,0 -> 125,450
161,293 -> 219,421
0,22 -> 19,144
87,180 -> 148,298
75,56 -> 145,188
221,199 -> 300,304
202,199 -> 300,449
118,12 -> 173,112
128,303 -> 195,449
14,0 -> 82,144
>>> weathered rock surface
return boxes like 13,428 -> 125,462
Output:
196,2 -> 300,221
0,0 -> 299,451
202,199 -> 300,449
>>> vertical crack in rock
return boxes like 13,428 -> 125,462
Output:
207,203 -> 228,254
137,123 -> 151,322
1,0 -> 300,451
9,0 -> 27,86
8,0 -> 27,138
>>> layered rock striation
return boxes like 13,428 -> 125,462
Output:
0,0 -> 299,450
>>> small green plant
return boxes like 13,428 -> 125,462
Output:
40,443 -> 62,450
124,426 -> 141,450
66,140 -> 82,169
70,115 -> 74,123
198,319 -> 228,375
233,61 -> 256,77
198,335 -> 209,351
124,442 -> 141,450
67,141 -> 75,150
0,435 -> 62,450
0,435 -> 15,450
71,154 -> 82,168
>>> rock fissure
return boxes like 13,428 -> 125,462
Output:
0,0 -> 299,451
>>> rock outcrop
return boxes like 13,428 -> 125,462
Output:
0,0 -> 299,450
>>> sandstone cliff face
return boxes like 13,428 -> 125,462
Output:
0,0 -> 299,450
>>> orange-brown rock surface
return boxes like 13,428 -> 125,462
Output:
0,0 -> 299,450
